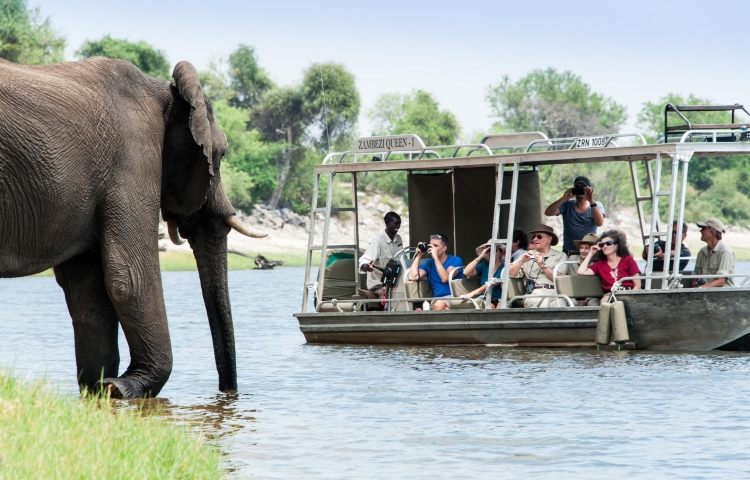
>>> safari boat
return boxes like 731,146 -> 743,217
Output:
294,104 -> 750,350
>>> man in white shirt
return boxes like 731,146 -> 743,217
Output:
358,212 -> 404,298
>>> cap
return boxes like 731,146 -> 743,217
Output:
696,218 -> 726,233
573,176 -> 591,188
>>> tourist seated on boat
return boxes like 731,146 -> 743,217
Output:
642,221 -> 691,273
358,211 -> 404,304
407,233 -> 463,310
577,230 -> 641,300
508,224 -> 569,308
459,240 -> 505,309
692,218 -> 736,288
509,228 -> 529,262
544,175 -> 605,256
566,233 -> 601,306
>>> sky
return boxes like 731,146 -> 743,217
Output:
33,0 -> 750,142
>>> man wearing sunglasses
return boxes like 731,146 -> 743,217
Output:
544,175 -> 605,255
692,218 -> 735,288
642,221 -> 691,273
508,224 -> 568,308
408,233 -> 463,310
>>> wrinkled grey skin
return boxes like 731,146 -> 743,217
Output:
0,57 -> 240,399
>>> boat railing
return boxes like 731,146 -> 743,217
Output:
315,295 -> 481,312
507,294 -> 576,308
524,133 -> 647,152
322,144 -> 493,164
612,273 -> 750,294
678,128 -> 750,143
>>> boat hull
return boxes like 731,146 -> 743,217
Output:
296,288 -> 750,351
616,288 -> 750,351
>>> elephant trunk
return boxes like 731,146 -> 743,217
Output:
190,222 -> 237,392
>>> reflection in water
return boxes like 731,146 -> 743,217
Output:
2,266 -> 750,478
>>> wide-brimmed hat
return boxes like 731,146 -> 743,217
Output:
573,233 -> 599,249
697,218 -> 726,233
527,224 -> 559,246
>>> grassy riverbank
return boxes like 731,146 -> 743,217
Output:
0,373 -> 223,479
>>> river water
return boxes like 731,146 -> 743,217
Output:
2,264 -> 750,478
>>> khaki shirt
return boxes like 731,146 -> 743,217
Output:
694,241 -> 735,287
512,249 -> 568,286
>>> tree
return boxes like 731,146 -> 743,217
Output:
0,0 -> 65,64
368,90 -> 459,145
76,35 -> 170,79
228,44 -> 274,109
301,62 -> 360,151
485,68 -> 626,138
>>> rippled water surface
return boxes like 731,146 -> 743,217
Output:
2,264 -> 750,478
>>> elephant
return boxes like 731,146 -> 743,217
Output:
0,57 -> 266,399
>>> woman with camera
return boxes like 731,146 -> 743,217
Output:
459,240 -> 505,309
577,230 -> 641,298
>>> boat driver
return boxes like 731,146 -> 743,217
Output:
407,233 -> 463,310
359,211 -> 404,300
692,218 -> 736,288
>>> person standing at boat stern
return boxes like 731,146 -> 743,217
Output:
578,230 -> 641,299
692,218 -> 735,288
359,212 -> 404,298
544,176 -> 605,255
509,224 -> 568,308
408,233 -> 463,310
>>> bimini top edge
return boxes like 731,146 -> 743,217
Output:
316,130 -> 750,174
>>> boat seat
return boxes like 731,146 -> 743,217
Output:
404,279 -> 433,310
449,277 -> 482,310
507,277 -> 525,307
646,271 -> 694,290
319,249 -> 368,303
317,301 -> 359,313
555,275 -> 605,300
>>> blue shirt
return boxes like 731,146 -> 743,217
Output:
475,261 -> 504,285
420,255 -> 463,297
559,199 -> 605,252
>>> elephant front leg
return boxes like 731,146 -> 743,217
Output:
98,224 -> 173,399
54,250 -> 120,394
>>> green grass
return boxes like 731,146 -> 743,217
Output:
0,372 -> 223,479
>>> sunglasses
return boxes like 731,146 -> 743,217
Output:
532,234 -> 549,240
429,234 -> 444,240
598,240 -> 617,247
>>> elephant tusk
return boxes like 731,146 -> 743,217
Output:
224,216 -> 268,238
167,221 -> 186,245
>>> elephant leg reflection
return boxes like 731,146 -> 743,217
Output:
99,230 -> 172,399
53,250 -> 120,394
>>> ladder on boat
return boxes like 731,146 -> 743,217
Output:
629,153 -> 691,289
301,171 -> 360,312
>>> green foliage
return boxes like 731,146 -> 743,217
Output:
486,68 -> 627,138
76,35 -> 170,79
212,100 -> 283,208
0,373 -> 222,479
199,59 -> 233,104
0,0 -> 65,64
228,44 -> 274,109
251,86 -> 305,141
684,169 -> 750,224
280,147 -> 319,214
368,90 -> 459,145
301,62 -> 360,151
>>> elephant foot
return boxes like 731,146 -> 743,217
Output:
97,377 -> 151,400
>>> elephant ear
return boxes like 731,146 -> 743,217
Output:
171,61 -> 215,215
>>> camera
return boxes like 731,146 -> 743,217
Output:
572,186 -> 585,195
417,242 -> 429,253
528,252 -> 536,260
696,279 -> 707,287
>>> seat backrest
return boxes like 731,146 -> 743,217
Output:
322,258 -> 357,301
404,279 -> 433,300
506,277 -> 525,299
555,275 -> 605,299
450,277 -> 480,297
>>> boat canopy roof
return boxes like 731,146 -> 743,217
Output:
316,128 -> 750,174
